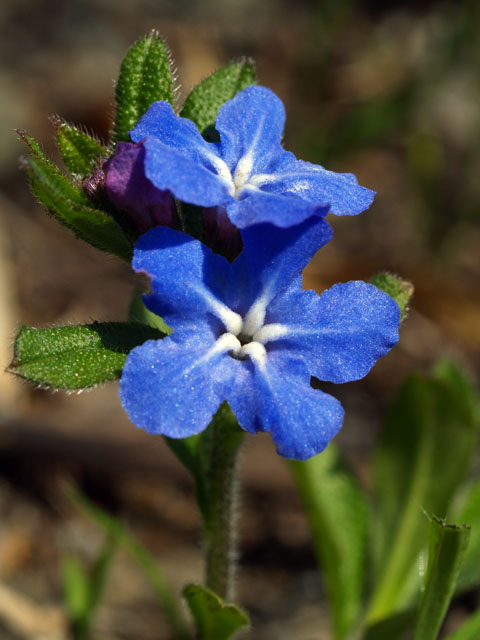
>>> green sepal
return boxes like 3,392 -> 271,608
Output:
183,584 -> 250,640
180,59 -> 256,135
290,444 -> 368,640
370,272 -> 413,320
18,130 -> 132,260
114,30 -> 174,143
8,322 -> 165,390
53,117 -> 109,178
413,517 -> 470,640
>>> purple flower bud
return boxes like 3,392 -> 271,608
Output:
103,141 -> 175,234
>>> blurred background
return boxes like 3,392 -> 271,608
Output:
0,0 -> 479,638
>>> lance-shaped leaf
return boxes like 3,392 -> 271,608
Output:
180,59 -> 256,135
19,131 -> 132,260
367,369 -> 477,623
290,444 -> 368,640
183,584 -> 249,640
53,117 -> 109,177
413,517 -> 470,640
8,323 -> 165,390
18,130 -> 90,204
114,31 -> 174,143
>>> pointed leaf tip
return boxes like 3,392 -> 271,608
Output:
53,117 -> 109,177
114,32 -> 174,143
18,130 -> 132,260
180,59 -> 257,135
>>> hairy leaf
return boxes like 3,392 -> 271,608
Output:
114,31 -> 174,143
180,59 -> 256,135
9,323 -> 165,389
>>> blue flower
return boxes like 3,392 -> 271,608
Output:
119,219 -> 400,460
129,86 -> 375,230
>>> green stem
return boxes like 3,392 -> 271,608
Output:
203,404 -> 244,601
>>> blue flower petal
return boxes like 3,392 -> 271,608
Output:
119,328 -> 236,438
130,102 -> 233,206
265,280 -> 400,383
216,86 -> 285,173
230,217 -> 332,323
227,188 -> 330,229
131,101 -> 208,151
227,356 -> 344,460
251,156 -> 375,216
133,227 -> 242,334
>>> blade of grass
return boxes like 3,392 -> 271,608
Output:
65,484 -> 191,640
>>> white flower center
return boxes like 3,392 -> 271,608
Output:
214,298 -> 288,368
206,150 -> 261,200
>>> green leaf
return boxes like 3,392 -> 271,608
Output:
18,129 -> 90,204
183,584 -> 249,640
413,517 -> 470,640
29,169 -> 132,260
19,131 -> 132,260
114,31 -> 174,143
180,59 -> 256,135
370,272 -> 414,320
454,480 -> 480,590
433,359 -> 480,429
367,370 -> 477,623
8,322 -> 165,389
61,556 -> 90,622
66,485 -> 191,640
128,289 -> 172,334
61,537 -> 117,640
444,608 -> 480,640
290,444 -> 368,640
362,609 -> 415,640
87,535 -> 118,618
53,117 -> 109,177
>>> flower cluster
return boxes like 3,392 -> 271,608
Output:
116,85 -> 401,460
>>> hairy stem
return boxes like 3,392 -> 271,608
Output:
203,403 -> 244,601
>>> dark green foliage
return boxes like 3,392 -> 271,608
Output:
9,323 -> 165,389
290,445 -> 368,640
414,518 -> 470,640
368,367 -> 477,621
114,31 -> 174,143
180,60 -> 256,135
